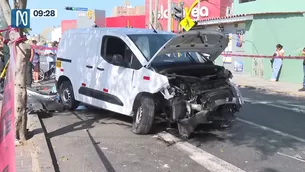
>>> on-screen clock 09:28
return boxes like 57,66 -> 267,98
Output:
30,9 -> 58,18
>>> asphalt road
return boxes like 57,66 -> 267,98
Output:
40,108 -> 208,172
39,87 -> 305,172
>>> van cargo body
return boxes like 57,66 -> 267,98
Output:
55,28 -> 243,138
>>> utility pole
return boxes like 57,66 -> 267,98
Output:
172,1 -> 183,33
167,0 -> 172,32
178,1 -> 184,33
149,0 -> 153,28
197,0 -> 200,21
154,0 -> 159,29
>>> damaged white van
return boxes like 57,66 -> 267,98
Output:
55,28 -> 244,138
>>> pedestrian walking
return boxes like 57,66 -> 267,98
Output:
29,40 -> 41,83
298,47 -> 305,91
270,44 -> 284,82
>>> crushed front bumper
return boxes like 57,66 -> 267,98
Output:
176,97 -> 240,138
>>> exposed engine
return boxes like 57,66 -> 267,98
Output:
158,66 -> 243,139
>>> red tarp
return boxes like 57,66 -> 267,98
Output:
0,39 -> 16,172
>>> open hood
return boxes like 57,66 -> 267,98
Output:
145,30 -> 229,67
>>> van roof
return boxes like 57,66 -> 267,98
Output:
65,27 -> 174,36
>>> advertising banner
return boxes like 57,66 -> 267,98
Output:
145,0 -> 225,31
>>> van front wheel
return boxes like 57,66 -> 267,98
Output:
132,95 -> 155,134
59,81 -> 80,110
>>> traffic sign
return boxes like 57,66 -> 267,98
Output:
172,6 -> 184,21
87,10 -> 94,19
65,7 -> 88,11
179,16 -> 195,31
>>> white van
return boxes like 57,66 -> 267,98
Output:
55,28 -> 243,138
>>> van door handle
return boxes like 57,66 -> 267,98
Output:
97,67 -> 104,71
86,65 -> 93,69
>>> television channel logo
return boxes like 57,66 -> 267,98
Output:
11,9 -> 30,28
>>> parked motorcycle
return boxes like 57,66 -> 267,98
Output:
34,64 -> 55,82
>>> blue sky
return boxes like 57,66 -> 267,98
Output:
26,0 -> 144,34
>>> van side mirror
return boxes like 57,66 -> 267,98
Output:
112,54 -> 125,66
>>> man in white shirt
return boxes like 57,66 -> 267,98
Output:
44,43 -> 56,71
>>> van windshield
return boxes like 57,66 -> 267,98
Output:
128,34 -> 174,60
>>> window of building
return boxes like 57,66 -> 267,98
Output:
239,0 -> 255,3
101,36 -> 142,70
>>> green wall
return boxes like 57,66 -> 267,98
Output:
231,0 -> 305,83
242,13 -> 305,83
233,0 -> 305,15
239,20 -> 254,76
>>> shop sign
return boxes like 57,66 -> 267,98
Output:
157,5 -> 209,19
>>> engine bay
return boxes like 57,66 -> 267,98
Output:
156,64 -> 242,138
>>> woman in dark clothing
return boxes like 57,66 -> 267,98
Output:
30,40 -> 40,83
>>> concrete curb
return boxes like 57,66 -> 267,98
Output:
28,114 -> 55,172
237,84 -> 305,98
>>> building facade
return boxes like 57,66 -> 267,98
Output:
106,15 -> 146,28
113,0 -> 145,16
51,27 -> 61,42
61,20 -> 77,35
60,15 -> 144,36
77,9 -> 106,28
197,0 -> 305,84
60,9 -> 106,36
145,0 -> 233,31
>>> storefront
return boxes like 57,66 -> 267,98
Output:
192,15 -> 252,74
145,0 -> 233,31
195,11 -> 305,83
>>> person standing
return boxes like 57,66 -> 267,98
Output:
29,40 -> 41,83
52,40 -> 58,60
44,43 -> 56,71
53,41 -> 58,49
270,44 -> 284,82
298,47 -> 305,91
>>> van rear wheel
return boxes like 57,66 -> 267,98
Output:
132,95 -> 155,134
59,81 -> 80,110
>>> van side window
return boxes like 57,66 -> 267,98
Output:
101,36 -> 142,70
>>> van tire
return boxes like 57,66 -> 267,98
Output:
59,81 -> 80,110
132,95 -> 155,134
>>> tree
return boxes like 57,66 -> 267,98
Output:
24,28 -> 32,35
0,0 -> 29,142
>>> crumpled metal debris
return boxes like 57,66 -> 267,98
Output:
27,88 -> 64,113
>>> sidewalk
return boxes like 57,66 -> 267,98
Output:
0,100 -> 55,172
231,73 -> 305,97
16,114 -> 55,172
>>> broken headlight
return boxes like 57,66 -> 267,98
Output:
229,81 -> 244,105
